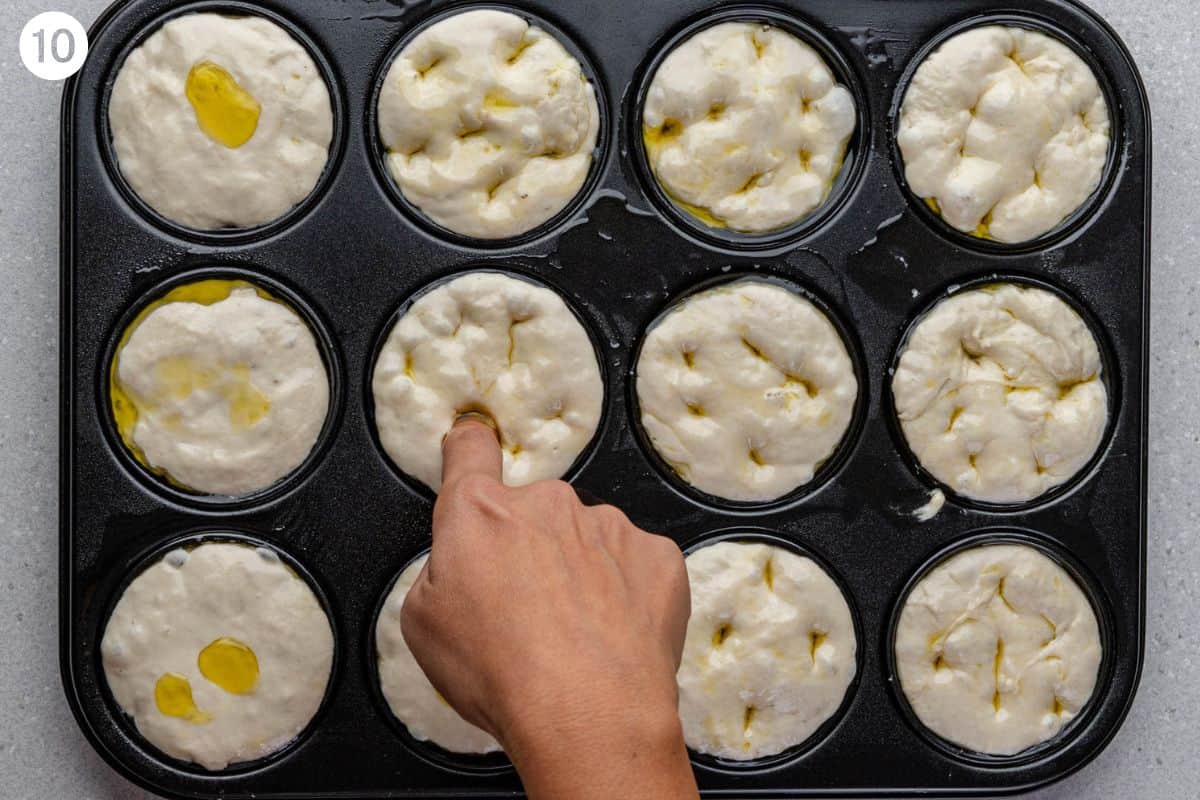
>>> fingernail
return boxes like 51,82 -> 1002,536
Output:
455,410 -> 498,433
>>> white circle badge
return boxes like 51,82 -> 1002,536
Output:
20,11 -> 88,80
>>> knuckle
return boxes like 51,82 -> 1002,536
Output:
592,503 -> 631,530
449,473 -> 504,506
530,479 -> 577,506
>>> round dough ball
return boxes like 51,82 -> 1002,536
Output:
100,543 -> 334,770
109,12 -> 333,230
894,543 -> 1102,755
378,9 -> 600,239
679,541 -> 856,760
111,280 -> 330,496
642,22 -> 856,233
372,272 -> 603,491
375,553 -> 501,754
635,279 -> 857,502
891,284 -> 1107,504
898,25 -> 1110,243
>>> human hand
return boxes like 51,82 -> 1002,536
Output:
400,416 -> 698,800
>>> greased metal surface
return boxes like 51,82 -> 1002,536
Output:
60,0 -> 1149,796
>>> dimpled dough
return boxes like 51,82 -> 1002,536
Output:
376,554 -> 501,754
636,280 -> 857,502
895,544 -> 1102,755
642,22 -> 856,232
378,9 -> 600,239
108,13 -> 333,230
372,272 -> 603,491
891,284 -> 1107,504
678,542 -> 856,760
898,26 -> 1110,243
100,543 -> 334,770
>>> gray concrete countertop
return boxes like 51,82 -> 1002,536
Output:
0,0 -> 1193,797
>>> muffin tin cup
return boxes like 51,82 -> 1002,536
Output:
90,529 -> 341,777
364,547 -> 515,776
364,1 -> 613,251
888,12 -> 1124,255
883,271 -> 1122,515
628,4 -> 872,253
628,271 -> 870,515
679,529 -> 864,775
363,264 -> 613,501
61,0 -> 1149,796
97,265 -> 345,511
97,0 -> 349,245
883,528 -> 1116,770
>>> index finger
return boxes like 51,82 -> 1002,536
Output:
441,413 -> 503,488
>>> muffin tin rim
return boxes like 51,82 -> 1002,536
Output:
90,528 -> 344,778
95,264 -> 347,513
677,528 -> 865,775
362,0 -> 615,252
93,0 -> 350,245
364,546 -> 516,776
881,527 -> 1117,770
882,270 -> 1123,515
886,10 -> 1126,255
626,270 -> 871,515
626,2 -> 872,253
363,263 -> 614,502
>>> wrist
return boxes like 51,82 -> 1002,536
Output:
500,693 -> 695,800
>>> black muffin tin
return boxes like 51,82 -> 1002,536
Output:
59,0 -> 1149,796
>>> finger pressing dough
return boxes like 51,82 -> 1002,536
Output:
101,543 -> 334,770
378,9 -> 599,239
678,541 -> 856,760
891,284 -> 1107,504
372,272 -> 603,491
111,280 -> 330,496
375,553 -> 501,754
109,12 -> 333,230
635,279 -> 857,502
894,543 -> 1102,755
642,22 -> 856,232
898,25 -> 1110,243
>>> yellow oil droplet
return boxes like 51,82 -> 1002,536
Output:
198,637 -> 259,695
227,364 -> 272,427
482,91 -> 518,112
186,61 -> 261,148
154,355 -> 217,401
673,197 -> 727,229
141,355 -> 269,428
155,672 -> 211,722
109,280 -> 285,489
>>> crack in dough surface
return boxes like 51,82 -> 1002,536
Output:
376,553 -> 502,754
113,285 -> 329,496
897,25 -> 1110,243
378,9 -> 599,239
100,543 -> 334,770
635,280 -> 857,502
108,13 -> 333,230
894,543 -> 1102,755
678,542 -> 856,760
372,272 -> 603,491
891,283 -> 1107,504
642,22 -> 856,233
